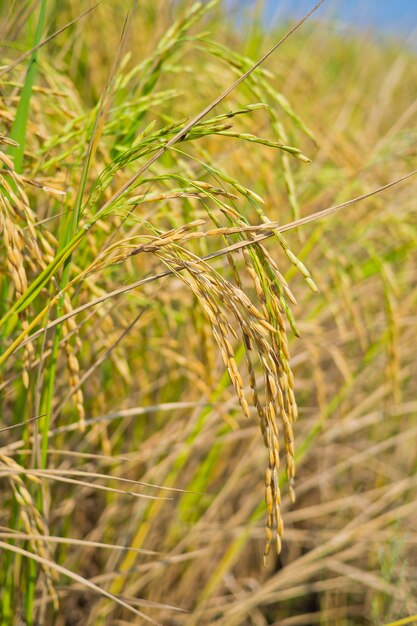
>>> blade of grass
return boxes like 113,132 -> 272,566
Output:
8,0 -> 47,173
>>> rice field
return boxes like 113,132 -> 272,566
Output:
1,1 -> 417,625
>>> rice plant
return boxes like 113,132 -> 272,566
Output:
1,1 -> 417,625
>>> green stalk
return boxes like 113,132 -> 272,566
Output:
9,0 -> 47,173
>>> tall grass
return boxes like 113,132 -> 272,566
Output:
1,1 -> 417,625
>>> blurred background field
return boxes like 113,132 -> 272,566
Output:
1,1 -> 417,625
239,0 -> 417,37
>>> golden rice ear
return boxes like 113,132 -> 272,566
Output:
0,154 -> 39,389
145,235 -> 299,561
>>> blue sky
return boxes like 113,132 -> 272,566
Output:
236,1 -> 417,37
